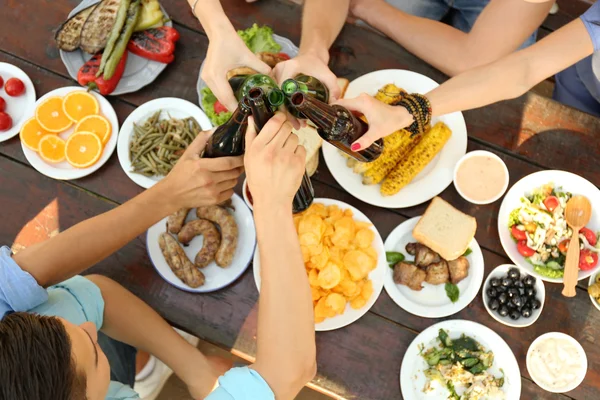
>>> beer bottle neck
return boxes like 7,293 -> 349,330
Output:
247,88 -> 274,130
267,88 -> 285,108
290,92 -> 336,131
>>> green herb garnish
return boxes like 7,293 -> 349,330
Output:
445,283 -> 460,303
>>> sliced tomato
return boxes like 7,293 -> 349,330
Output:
579,249 -> 598,271
558,239 -> 569,254
0,96 -> 5,112
277,52 -> 291,60
580,227 -> 597,246
517,240 -> 536,257
511,225 -> 527,241
213,100 -> 228,114
543,196 -> 560,212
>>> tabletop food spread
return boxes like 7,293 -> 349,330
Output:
2,0 -> 599,399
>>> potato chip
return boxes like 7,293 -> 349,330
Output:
294,216 -> 302,232
318,262 -> 342,289
311,286 -> 321,301
299,214 -> 325,239
340,279 -> 360,297
300,232 -> 319,246
355,221 -> 372,230
308,268 -> 319,287
300,245 -> 311,263
350,296 -> 367,310
344,209 -> 354,217
360,279 -> 374,300
364,246 -> 378,261
343,250 -> 372,281
354,228 -> 375,249
306,203 -> 328,218
323,223 -> 335,237
335,217 -> 355,238
326,293 -> 347,315
311,246 -> 329,270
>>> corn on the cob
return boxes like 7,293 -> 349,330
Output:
381,122 -> 452,196
375,84 -> 406,104
361,129 -> 424,185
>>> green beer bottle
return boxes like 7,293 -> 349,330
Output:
235,74 -> 279,101
282,74 -> 330,118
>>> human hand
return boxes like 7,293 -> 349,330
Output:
334,94 -> 413,150
202,31 -> 271,111
158,131 -> 244,210
244,112 -> 306,209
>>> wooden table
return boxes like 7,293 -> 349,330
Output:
1,1 -> 599,399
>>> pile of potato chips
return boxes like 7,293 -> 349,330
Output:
295,203 -> 378,323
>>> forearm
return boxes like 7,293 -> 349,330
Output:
252,203 -> 315,399
14,182 -> 176,287
299,0 -> 350,62
189,0 -> 237,39
88,275 -> 218,397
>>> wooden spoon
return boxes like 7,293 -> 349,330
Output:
562,195 -> 592,297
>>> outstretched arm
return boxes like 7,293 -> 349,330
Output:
351,0 -> 554,76
14,133 -> 244,287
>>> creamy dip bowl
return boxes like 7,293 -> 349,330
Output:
453,150 -> 509,205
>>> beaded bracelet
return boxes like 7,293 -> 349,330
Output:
394,93 -> 432,137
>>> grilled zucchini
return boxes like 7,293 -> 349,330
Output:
80,0 -> 123,54
55,4 -> 97,51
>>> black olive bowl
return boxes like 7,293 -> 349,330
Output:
483,264 -> 545,328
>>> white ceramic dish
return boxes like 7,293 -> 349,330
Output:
498,170 -> 600,283
21,87 -> 118,180
252,198 -> 386,331
117,97 -> 212,188
453,150 -> 509,205
322,69 -> 467,208
400,319 -> 521,400
526,332 -> 587,393
242,178 -> 253,211
482,264 -> 545,328
196,33 -> 299,123
60,0 -> 173,96
383,216 -> 484,318
589,272 -> 600,311
0,62 -> 36,142
146,194 -> 256,293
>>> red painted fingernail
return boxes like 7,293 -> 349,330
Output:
351,143 -> 361,151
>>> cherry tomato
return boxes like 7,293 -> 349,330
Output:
543,196 -> 560,212
277,52 -> 291,61
0,76 -> 4,89
579,249 -> 598,271
0,112 -> 13,131
213,100 -> 228,114
558,239 -> 569,254
580,227 -> 597,246
517,240 -> 536,257
5,78 -> 25,97
0,96 -> 5,112
511,225 -> 527,241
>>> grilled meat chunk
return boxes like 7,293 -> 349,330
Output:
393,262 -> 426,291
448,256 -> 470,284
412,243 -> 441,267
425,261 -> 450,285
405,242 -> 417,256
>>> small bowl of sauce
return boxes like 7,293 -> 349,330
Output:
527,332 -> 587,393
242,178 -> 253,211
453,150 -> 509,205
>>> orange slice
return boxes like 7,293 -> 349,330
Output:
38,135 -> 66,163
35,96 -> 73,133
62,91 -> 99,122
20,118 -> 55,152
65,131 -> 103,168
75,115 -> 111,145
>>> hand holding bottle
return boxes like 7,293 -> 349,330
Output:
334,94 -> 413,150
159,131 -> 245,208
244,112 -> 307,209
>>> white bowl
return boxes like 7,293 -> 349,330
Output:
482,264 -> 545,328
526,332 -> 587,393
589,272 -> 600,311
242,178 -> 253,211
453,150 -> 509,205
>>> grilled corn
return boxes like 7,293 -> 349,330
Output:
375,84 -> 406,104
362,129 -> 424,185
381,122 -> 452,196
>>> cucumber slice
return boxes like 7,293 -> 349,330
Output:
546,261 -> 563,270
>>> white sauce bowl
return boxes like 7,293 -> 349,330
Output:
453,150 -> 509,205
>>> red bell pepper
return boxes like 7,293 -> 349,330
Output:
77,52 -> 128,95
127,26 -> 180,64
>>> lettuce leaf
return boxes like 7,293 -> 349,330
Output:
237,23 -> 281,53
508,208 -> 520,227
201,86 -> 231,126
533,264 -> 564,279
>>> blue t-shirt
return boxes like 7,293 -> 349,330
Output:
0,246 -> 274,399
554,1 -> 600,116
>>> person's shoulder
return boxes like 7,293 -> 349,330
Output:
105,381 -> 140,400
206,367 -> 275,400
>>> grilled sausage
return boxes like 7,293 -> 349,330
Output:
167,208 -> 190,234
196,206 -> 238,267
177,219 -> 221,268
158,233 -> 205,288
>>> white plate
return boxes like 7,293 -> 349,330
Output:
383,217 -> 484,318
252,198 -> 386,331
400,320 -> 522,400
117,97 -> 212,188
482,264 -> 545,328
0,62 -> 36,142
196,33 -> 299,123
21,87 -> 118,180
498,170 -> 600,283
60,0 -> 172,96
146,194 -> 256,293
526,332 -> 587,393
322,69 -> 467,208
588,272 -> 600,311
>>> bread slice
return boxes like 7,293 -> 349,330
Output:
412,197 -> 477,261
294,125 -> 322,176
337,78 -> 349,99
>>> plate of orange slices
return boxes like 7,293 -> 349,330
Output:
20,86 -> 118,180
